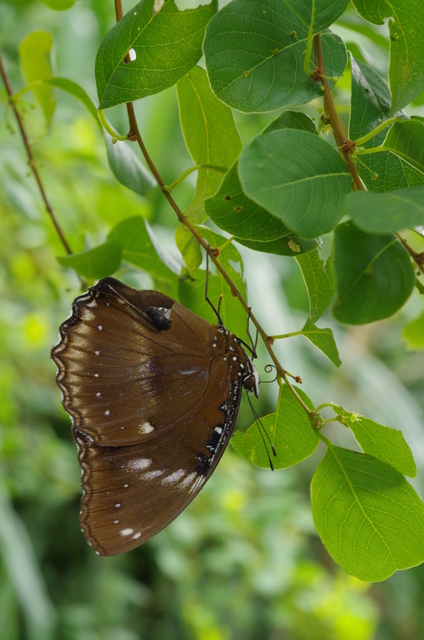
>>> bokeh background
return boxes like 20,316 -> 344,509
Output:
1,1 -> 424,638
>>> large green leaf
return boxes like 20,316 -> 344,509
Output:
175,223 -> 202,272
344,187 -> 424,234
108,216 -> 180,295
105,133 -> 156,196
296,249 -> 336,322
18,31 -> 56,125
330,405 -> 416,477
349,57 -> 424,193
238,130 -> 352,238
177,65 -> 242,223
382,120 -> 424,173
232,385 -> 318,469
300,317 -> 341,367
95,0 -> 217,109
178,228 -> 248,340
56,240 -> 122,279
332,221 -> 415,324
351,0 -> 424,112
204,0 -> 348,113
205,162 -> 316,256
311,445 -> 424,581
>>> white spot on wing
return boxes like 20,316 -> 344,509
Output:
180,472 -> 197,489
162,469 -> 186,485
98,325 -> 103,331
120,528 -> 134,536
127,458 -> 152,471
133,532 -> 141,540
143,470 -> 164,480
115,503 -> 121,508
139,422 -> 154,434
105,410 -> 110,416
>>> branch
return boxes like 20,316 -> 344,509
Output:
0,53 -> 73,255
396,233 -> 424,271
113,0 -> 313,418
313,35 -> 365,192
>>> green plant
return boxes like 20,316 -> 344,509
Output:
2,0 -> 424,585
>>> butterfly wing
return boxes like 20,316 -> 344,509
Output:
52,278 -> 221,446
76,353 -> 243,555
52,278 -> 247,554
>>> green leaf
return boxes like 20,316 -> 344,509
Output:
232,385 -> 318,469
300,317 -> 341,367
205,162 -> 317,256
344,187 -> 424,234
296,249 -> 336,321
263,110 -> 317,135
47,77 -> 102,131
203,0 -> 348,113
349,57 -> 424,193
204,0 -> 348,113
233,235 -> 316,256
178,228 -> 248,340
177,65 -> 242,223
108,216 -> 180,294
238,130 -> 352,238
18,31 -> 56,125
402,311 -> 424,350
175,223 -> 202,271
311,445 -> 424,581
95,0 -> 217,109
38,0 -> 76,9
56,240 -> 122,279
330,405 -> 416,477
332,222 -> 415,324
105,133 -> 156,196
351,0 -> 424,112
382,120 -> 424,174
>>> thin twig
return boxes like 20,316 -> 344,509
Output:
0,53 -> 73,255
396,233 -> 424,270
112,0 -> 312,416
313,35 -> 364,192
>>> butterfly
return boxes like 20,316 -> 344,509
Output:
52,277 -> 259,555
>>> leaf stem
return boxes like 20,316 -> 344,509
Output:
164,164 -> 227,192
313,34 -> 364,192
354,116 -> 403,146
415,277 -> 424,294
272,330 -> 302,340
396,233 -> 424,270
98,109 -> 128,140
0,53 -> 73,255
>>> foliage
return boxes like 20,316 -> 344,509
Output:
1,0 -> 424,637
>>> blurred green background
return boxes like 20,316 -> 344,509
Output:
1,1 -> 424,638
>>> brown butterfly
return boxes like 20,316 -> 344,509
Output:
52,277 -> 259,555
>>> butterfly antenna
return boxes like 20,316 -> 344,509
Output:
245,307 -> 258,359
247,394 -> 277,471
205,247 -> 224,326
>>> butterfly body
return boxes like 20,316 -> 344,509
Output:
52,277 -> 258,555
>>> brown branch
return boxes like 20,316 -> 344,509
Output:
112,0 -> 312,415
396,233 -> 424,271
313,35 -> 364,192
0,52 -> 73,255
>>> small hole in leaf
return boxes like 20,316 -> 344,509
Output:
124,48 -> 137,63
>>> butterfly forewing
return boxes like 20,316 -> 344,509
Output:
52,277 -> 256,555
